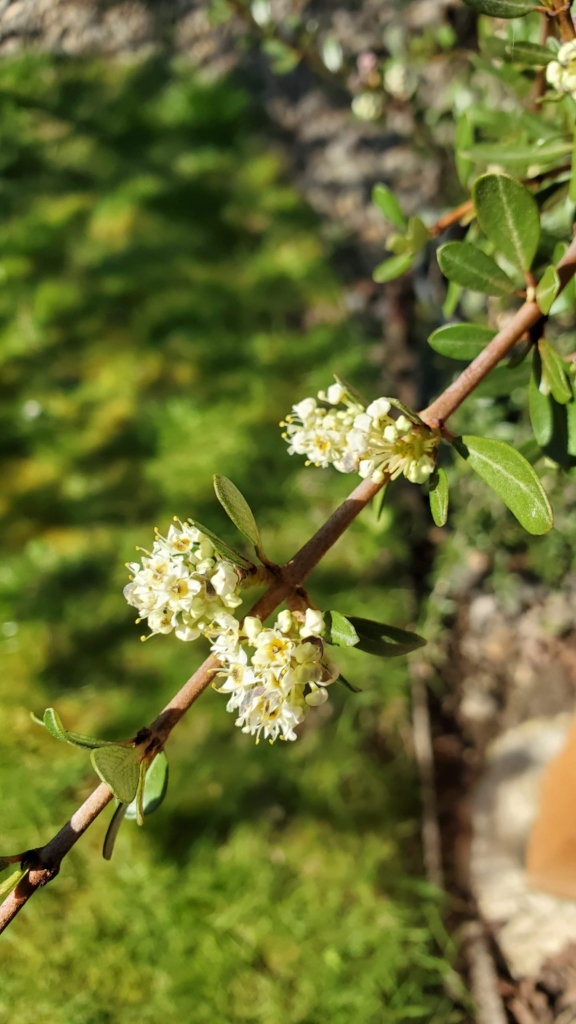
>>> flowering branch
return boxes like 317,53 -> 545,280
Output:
2,223 -> 576,934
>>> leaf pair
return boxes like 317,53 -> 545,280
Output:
324,610 -> 426,658
437,174 -> 540,299
101,751 -> 169,860
372,184 -> 432,283
213,475 -> 268,565
529,348 -> 576,466
453,435 -> 553,535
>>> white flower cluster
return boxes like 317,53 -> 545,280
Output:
210,608 -> 338,743
547,41 -> 576,97
281,383 -> 439,485
124,520 -> 242,642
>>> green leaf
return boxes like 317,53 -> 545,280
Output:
456,435 -> 553,534
407,216 -> 432,251
346,617 -> 427,658
102,803 -> 128,861
473,174 -> 540,272
429,468 -> 449,527
373,482 -> 388,521
437,242 -> 516,297
442,281 -> 462,319
386,233 -> 413,256
567,386 -> 576,457
465,140 -> 572,166
338,673 -> 362,694
504,41 -> 555,65
324,611 -> 359,648
539,338 -> 572,404
460,0 -> 540,16
213,475 -> 261,550
40,707 -> 116,749
90,745 -> 141,804
428,323 -> 496,361
332,375 -> 369,408
536,266 -> 560,315
125,751 -> 169,820
387,398 -> 424,425
372,184 -> 407,230
189,519 -> 252,570
529,369 -> 553,447
0,868 -> 27,901
373,253 -> 414,283
455,114 -> 474,189
570,128 -> 576,203
518,437 -> 543,465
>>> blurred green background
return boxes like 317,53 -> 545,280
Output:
0,57 -> 462,1022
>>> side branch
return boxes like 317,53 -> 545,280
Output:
421,232 -> 576,426
4,231 -> 576,935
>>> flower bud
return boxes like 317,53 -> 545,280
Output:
301,608 -> 324,636
211,563 -> 239,597
326,382 -> 345,404
305,686 -> 329,706
277,609 -> 293,634
395,415 -> 412,433
366,398 -> 391,419
244,615 -> 263,639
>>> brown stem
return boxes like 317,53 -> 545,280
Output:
3,234 -> 576,935
421,232 -> 576,426
551,0 -> 576,41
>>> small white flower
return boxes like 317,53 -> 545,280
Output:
327,382 -> 345,404
547,40 -> 576,96
366,398 -> 391,419
243,615 -> 263,639
293,397 -> 317,422
211,562 -> 239,597
301,608 -> 325,636
395,415 -> 412,433
276,609 -> 293,633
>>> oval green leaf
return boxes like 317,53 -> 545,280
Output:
324,611 -> 359,648
429,468 -> 449,527
373,252 -> 414,283
529,371 -> 553,447
457,435 -> 553,534
190,519 -> 252,570
461,0 -> 540,15
346,617 -> 427,658
437,242 -> 516,297
213,475 -> 261,549
0,868 -> 27,901
91,745 -> 141,804
125,751 -> 169,820
473,174 -> 540,272
372,184 -> 407,231
539,338 -> 571,404
428,323 -> 497,360
536,266 -> 560,315
102,803 -> 128,862
465,140 -> 572,167
504,41 -> 555,65
41,707 -> 116,749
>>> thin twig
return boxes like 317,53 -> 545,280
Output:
2,225 -> 576,936
462,920 -> 508,1024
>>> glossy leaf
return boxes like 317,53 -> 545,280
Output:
373,253 -> 414,283
372,184 -> 407,230
40,707 -> 116,749
190,519 -> 252,570
504,41 -> 555,65
456,435 -> 553,534
465,140 -> 571,166
213,475 -> 261,549
539,338 -> 571,404
324,611 -> 359,648
346,617 -> 426,658
125,751 -> 169,820
387,397 -> 424,425
529,370 -> 553,447
536,266 -> 560,315
570,128 -> 576,203
102,803 -> 128,861
428,323 -> 496,360
0,868 -> 27,901
90,745 -> 141,804
437,242 -> 516,297
460,0 -> 540,16
473,174 -> 540,272
429,468 -> 449,527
